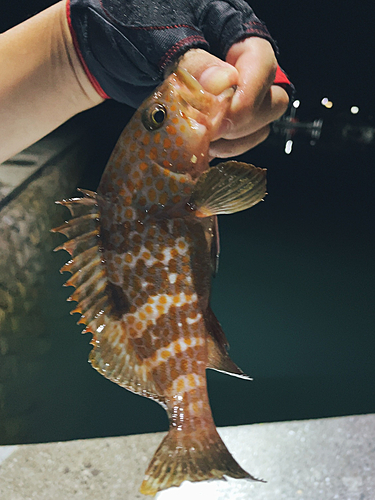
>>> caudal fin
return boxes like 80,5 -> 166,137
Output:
139,427 -> 263,496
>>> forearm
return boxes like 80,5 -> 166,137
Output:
0,0 -> 104,164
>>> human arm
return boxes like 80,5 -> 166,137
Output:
0,0 -> 291,164
0,0 -> 104,164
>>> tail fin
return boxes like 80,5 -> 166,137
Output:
139,427 -> 262,496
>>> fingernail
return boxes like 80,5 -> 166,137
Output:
199,66 -> 237,95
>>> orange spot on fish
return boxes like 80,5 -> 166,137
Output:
163,160 -> 172,168
145,176 -> 153,186
125,208 -> 133,219
166,125 -> 177,135
176,136 -> 184,147
172,195 -> 181,204
130,142 -> 137,151
138,149 -> 145,160
148,188 -> 157,202
155,179 -> 164,191
163,138 -> 172,149
142,135 -> 150,146
178,241 -> 186,250
159,296 -> 167,304
145,240 -> 153,251
156,305 -> 165,314
153,132 -> 161,144
179,124 -> 186,132
161,350 -> 171,359
149,147 -> 158,161
125,253 -> 133,263
171,150 -> 179,161
172,117 -> 179,125
136,321 -> 143,330
142,251 -> 151,260
134,129 -> 142,139
192,402 -> 200,414
140,161 -> 148,171
145,305 -> 153,314
176,378 -> 185,392
187,374 -> 196,387
139,312 -> 146,321
139,196 -> 147,207
169,179 -> 179,193
170,104 -> 177,111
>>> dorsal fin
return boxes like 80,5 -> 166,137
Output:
52,191 -> 163,402
204,306 -> 251,380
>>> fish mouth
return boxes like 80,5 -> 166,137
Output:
170,68 -> 234,139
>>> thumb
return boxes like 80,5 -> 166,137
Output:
177,49 -> 238,95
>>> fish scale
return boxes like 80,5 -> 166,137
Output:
53,67 -> 268,495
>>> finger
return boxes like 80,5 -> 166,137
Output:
226,37 -> 277,120
209,125 -> 271,158
177,48 -> 238,95
218,85 -> 289,140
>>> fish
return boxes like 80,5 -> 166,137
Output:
52,67 -> 267,496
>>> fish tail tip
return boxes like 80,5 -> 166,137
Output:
140,427 -> 259,495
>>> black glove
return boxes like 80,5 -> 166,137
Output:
67,0 -> 280,107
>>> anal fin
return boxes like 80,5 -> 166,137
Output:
205,306 -> 251,380
190,161 -> 267,217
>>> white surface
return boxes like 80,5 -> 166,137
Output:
0,415 -> 374,500
0,446 -> 18,465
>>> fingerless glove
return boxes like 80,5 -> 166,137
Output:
67,0 -> 293,107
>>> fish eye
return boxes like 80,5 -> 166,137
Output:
142,104 -> 167,131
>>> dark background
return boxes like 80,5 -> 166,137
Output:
1,2 -> 374,443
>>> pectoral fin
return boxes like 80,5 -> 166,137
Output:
190,161 -> 267,217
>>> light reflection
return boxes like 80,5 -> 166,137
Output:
292,99 -> 300,109
321,97 -> 333,109
285,139 -> 293,154
350,106 -> 359,114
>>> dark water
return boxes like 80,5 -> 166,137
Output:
16,126 -> 373,446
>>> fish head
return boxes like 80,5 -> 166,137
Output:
134,68 -> 234,179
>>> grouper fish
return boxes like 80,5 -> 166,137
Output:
53,67 -> 267,495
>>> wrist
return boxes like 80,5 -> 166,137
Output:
61,0 -> 106,107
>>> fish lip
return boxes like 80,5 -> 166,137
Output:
171,68 -> 234,138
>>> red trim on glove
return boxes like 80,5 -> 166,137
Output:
274,65 -> 291,88
66,0 -> 110,100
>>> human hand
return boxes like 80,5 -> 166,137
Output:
180,38 -> 290,158
66,0 -> 290,111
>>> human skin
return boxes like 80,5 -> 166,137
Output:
0,0 -> 289,164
